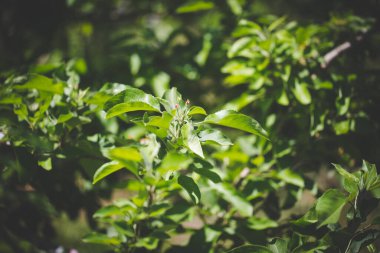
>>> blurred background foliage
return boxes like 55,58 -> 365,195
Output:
1,0 -> 380,252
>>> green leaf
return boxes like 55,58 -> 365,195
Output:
56,112 -> 74,124
293,206 -> 318,226
333,163 -> 359,183
333,120 -> 351,135
213,150 -> 249,164
277,89 -> 289,106
0,94 -> 22,104
362,160 -> 378,190
199,129 -> 232,146
347,229 -> 380,253
268,16 -> 287,31
146,112 -> 173,138
104,87 -> 161,118
277,169 -> 304,188
113,222 -> 135,237
38,158 -> 52,171
332,163 -> 359,193
193,168 -> 222,183
222,93 -> 261,111
93,205 -> 122,218
292,81 -> 311,105
106,147 -> 142,162
188,106 -> 207,116
151,72 -> 170,97
139,134 -> 161,171
14,74 -> 64,94
227,37 -> 253,58
181,123 -> 204,158
160,87 -> 182,112
93,161 -> 124,184
268,238 -> 288,253
194,33 -> 212,67
178,175 -> 201,204
83,233 -> 121,245
158,152 -> 193,173
135,237 -> 159,250
227,0 -> 243,15
315,189 -> 346,228
130,53 -> 141,76
227,244 -> 272,253
176,1 -> 214,13
203,110 -> 269,139
248,217 -> 278,230
213,183 -> 253,217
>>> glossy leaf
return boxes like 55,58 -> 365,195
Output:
333,163 -> 359,183
93,161 -> 124,184
104,87 -> 161,118
203,110 -> 269,139
199,129 -> 232,146
188,106 -> 207,116
181,123 -> 204,158
315,189 -> 346,228
333,163 -> 359,193
106,147 -> 142,162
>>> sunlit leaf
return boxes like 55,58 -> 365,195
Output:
268,238 -> 288,253
213,183 -> 253,217
315,189 -> 346,228
292,81 -> 311,105
158,152 -> 193,173
181,123 -> 204,158
14,74 -> 64,94
176,1 -> 214,13
104,87 -> 161,118
248,216 -> 278,230
203,110 -> 268,139
106,147 -> 142,162
277,169 -> 304,188
130,53 -> 141,76
188,106 -> 207,116
199,129 -> 232,146
38,158 -> 52,171
93,161 -> 124,184
228,37 -> 253,58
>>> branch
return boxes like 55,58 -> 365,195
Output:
321,33 -> 366,68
